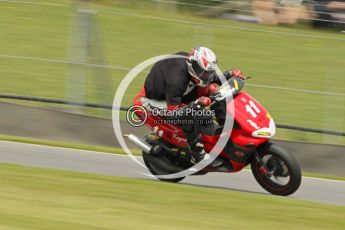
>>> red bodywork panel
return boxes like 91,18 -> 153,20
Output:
230,92 -> 270,148
133,87 -> 188,147
133,89 -> 272,172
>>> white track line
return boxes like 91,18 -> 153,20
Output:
104,10 -> 345,41
0,0 -> 63,7
246,83 -> 345,97
1,53 -> 344,97
0,54 -> 140,72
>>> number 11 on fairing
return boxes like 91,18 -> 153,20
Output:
245,100 -> 261,118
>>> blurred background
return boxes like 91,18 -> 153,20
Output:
0,0 -> 344,146
1,2 -> 345,228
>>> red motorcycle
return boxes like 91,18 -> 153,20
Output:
127,79 -> 301,196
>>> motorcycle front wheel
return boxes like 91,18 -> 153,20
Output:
251,144 -> 301,196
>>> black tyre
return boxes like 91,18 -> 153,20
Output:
251,144 -> 301,196
143,152 -> 186,183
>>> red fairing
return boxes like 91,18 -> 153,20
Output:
144,114 -> 188,147
133,87 -> 146,106
230,92 -> 271,147
133,87 -> 187,147
230,129 -> 266,148
133,88 -> 273,172
201,134 -> 246,172
201,134 -> 227,157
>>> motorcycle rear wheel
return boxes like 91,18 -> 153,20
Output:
143,152 -> 186,183
251,144 -> 301,196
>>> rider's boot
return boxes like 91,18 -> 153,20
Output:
188,139 -> 205,164
188,138 -> 223,167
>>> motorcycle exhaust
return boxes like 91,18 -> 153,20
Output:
124,134 -> 185,173
124,134 -> 152,153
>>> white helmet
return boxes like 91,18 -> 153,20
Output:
186,47 -> 218,87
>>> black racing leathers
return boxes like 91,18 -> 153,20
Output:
145,52 -> 217,148
144,52 -> 194,107
144,52 -> 229,109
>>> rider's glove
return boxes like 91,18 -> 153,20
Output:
195,96 -> 212,108
197,83 -> 220,97
229,68 -> 245,80
208,83 -> 219,95
193,97 -> 214,124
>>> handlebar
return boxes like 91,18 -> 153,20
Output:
209,77 -> 245,102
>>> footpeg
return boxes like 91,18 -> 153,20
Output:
150,145 -> 163,155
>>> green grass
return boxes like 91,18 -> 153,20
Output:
0,163 -> 344,230
0,0 -> 344,145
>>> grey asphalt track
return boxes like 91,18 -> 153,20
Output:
0,140 -> 344,206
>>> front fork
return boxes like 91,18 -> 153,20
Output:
253,150 -> 272,176
247,142 -> 276,177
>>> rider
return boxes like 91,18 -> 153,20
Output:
141,47 -> 244,164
